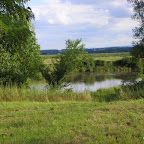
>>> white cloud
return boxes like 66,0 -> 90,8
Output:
43,0 -> 61,4
31,0 -> 110,26
111,0 -> 127,7
32,8 -> 40,20
29,0 -> 138,50
110,18 -> 138,31
107,35 -> 134,46
48,19 -> 55,24
86,34 -> 135,48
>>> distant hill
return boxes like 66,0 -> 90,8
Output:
40,46 -> 133,55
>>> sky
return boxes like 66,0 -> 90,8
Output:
27,0 -> 138,50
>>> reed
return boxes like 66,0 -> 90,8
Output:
0,80 -> 144,102
0,85 -> 92,102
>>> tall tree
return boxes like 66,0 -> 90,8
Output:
128,0 -> 144,58
0,0 -> 42,85
42,39 -> 87,86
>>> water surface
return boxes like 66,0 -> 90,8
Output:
64,73 -> 141,92
31,72 -> 141,92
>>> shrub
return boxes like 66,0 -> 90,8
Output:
94,60 -> 105,66
113,57 -> 138,68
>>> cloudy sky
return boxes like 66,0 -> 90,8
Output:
28,0 -> 138,50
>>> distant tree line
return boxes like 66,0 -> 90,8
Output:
40,47 -> 133,55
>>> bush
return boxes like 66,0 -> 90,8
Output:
113,57 -> 138,68
94,60 -> 105,66
91,87 -> 120,102
79,57 -> 95,72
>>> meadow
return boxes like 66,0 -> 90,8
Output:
0,99 -> 144,144
86,53 -> 131,61
42,53 -> 130,65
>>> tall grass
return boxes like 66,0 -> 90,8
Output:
91,80 -> 144,102
0,80 -> 144,102
0,85 -> 92,102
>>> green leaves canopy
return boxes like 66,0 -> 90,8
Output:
42,39 -> 87,86
127,0 -> 144,58
0,0 -> 41,85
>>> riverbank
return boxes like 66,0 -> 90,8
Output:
0,80 -> 144,102
0,99 -> 144,144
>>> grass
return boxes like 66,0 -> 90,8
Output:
0,71 -> 143,143
89,53 -> 131,61
0,86 -> 92,102
41,55 -> 57,65
0,99 -> 144,144
0,80 -> 144,102
42,53 -> 131,65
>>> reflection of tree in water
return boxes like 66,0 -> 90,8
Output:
65,74 -> 96,84
112,73 -> 138,81
65,73 -> 138,85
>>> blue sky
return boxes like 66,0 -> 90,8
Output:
28,0 -> 138,50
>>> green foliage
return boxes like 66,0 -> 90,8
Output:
91,80 -> 144,102
42,39 -> 88,86
91,87 -> 120,102
127,0 -> 144,58
0,0 -> 42,85
79,57 -> 95,72
131,42 -> 144,58
0,0 -> 34,39
94,60 -> 105,66
113,57 -> 138,68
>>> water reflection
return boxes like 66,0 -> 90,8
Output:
31,73 -> 141,93
65,79 -> 122,92
64,73 -> 140,92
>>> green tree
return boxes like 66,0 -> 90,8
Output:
128,0 -> 144,58
42,39 -> 87,86
79,56 -> 95,72
0,0 -> 42,85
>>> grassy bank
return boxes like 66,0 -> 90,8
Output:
0,80 -> 144,102
0,86 -> 92,102
0,99 -> 144,144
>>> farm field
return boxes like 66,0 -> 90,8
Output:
88,53 -> 131,61
42,52 -> 131,65
0,99 -> 144,144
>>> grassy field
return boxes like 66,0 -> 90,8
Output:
41,55 -> 57,65
88,53 -> 130,61
42,53 -> 130,65
0,99 -> 144,144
